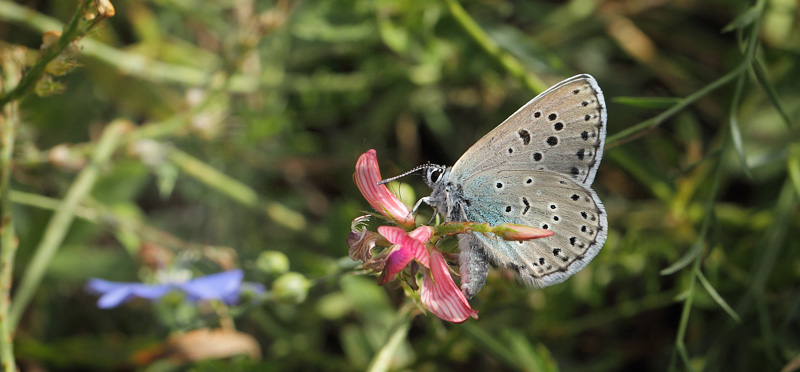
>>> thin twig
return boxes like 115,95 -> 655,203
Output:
8,120 -> 128,330
0,0 -> 95,108
0,102 -> 19,372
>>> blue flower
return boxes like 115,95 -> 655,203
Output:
86,270 -> 264,309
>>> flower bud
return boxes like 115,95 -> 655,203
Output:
256,251 -> 290,276
493,223 -> 554,241
271,272 -> 311,304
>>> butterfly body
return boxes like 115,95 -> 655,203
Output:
423,74 -> 608,298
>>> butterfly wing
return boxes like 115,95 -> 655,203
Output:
454,168 -> 607,291
451,74 -> 606,188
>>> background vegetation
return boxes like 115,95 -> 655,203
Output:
1,0 -> 798,371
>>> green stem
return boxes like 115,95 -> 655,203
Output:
8,120 -> 128,330
0,0 -> 213,88
0,102 -> 19,372
0,0 -> 93,108
443,0 -> 548,94
607,64 -> 745,147
609,0 -> 767,148
365,302 -> 415,372
8,190 -> 231,258
669,256 -> 699,372
460,322 -> 521,369
167,148 -> 306,231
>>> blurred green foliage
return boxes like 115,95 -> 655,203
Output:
0,0 -> 799,371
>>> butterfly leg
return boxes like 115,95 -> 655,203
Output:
411,196 -> 435,215
457,233 -> 490,299
407,196 -> 439,225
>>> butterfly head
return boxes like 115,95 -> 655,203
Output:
378,163 -> 451,219
423,164 -> 448,188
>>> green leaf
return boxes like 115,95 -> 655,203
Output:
788,147 -> 800,199
752,59 -> 793,129
661,239 -> 703,276
722,5 -> 760,33
502,329 -> 559,372
695,269 -> 741,322
729,74 -> 752,179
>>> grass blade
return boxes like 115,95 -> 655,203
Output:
789,149 -> 800,198
365,303 -> 414,372
8,120 -> 128,330
661,238 -> 704,276
752,59 -> 794,129
728,73 -> 752,178
461,322 -> 521,370
721,5 -> 759,33
695,269 -> 741,323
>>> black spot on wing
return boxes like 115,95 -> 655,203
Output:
518,129 -> 531,145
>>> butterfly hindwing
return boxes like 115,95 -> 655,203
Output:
454,168 -> 607,288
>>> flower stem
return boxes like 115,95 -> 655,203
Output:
167,148 -> 306,231
0,102 -> 19,372
8,120 -> 128,330
443,0 -> 548,94
0,0 -> 94,108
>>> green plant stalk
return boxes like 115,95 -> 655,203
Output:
8,120 -> 128,330
0,0 -> 93,108
727,0 -> 764,179
789,148 -> 800,198
668,256 -> 700,372
8,190 -> 232,258
660,134 -> 728,276
752,59 -> 793,129
609,0 -> 767,149
667,2 -> 768,367
696,269 -> 740,323
365,302 -> 414,372
9,191 -> 97,222
539,289 -> 677,336
167,148 -> 306,231
0,0 -> 212,88
0,103 -> 19,372
607,64 -> 744,148
460,322 -> 522,369
443,0 -> 548,94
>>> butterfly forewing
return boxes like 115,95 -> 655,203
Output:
451,74 -> 606,188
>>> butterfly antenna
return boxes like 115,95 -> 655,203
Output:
378,164 -> 434,185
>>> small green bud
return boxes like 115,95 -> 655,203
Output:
256,251 -> 290,276
272,272 -> 311,304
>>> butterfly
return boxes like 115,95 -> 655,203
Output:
420,74 -> 608,298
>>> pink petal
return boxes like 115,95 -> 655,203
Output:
354,150 -> 414,228
407,226 -> 434,245
420,250 -> 478,323
378,226 -> 432,284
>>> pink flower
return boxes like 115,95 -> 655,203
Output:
421,250 -> 477,323
378,226 -> 478,323
354,150 -> 415,228
378,226 -> 433,285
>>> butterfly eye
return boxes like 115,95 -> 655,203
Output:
429,168 -> 443,183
